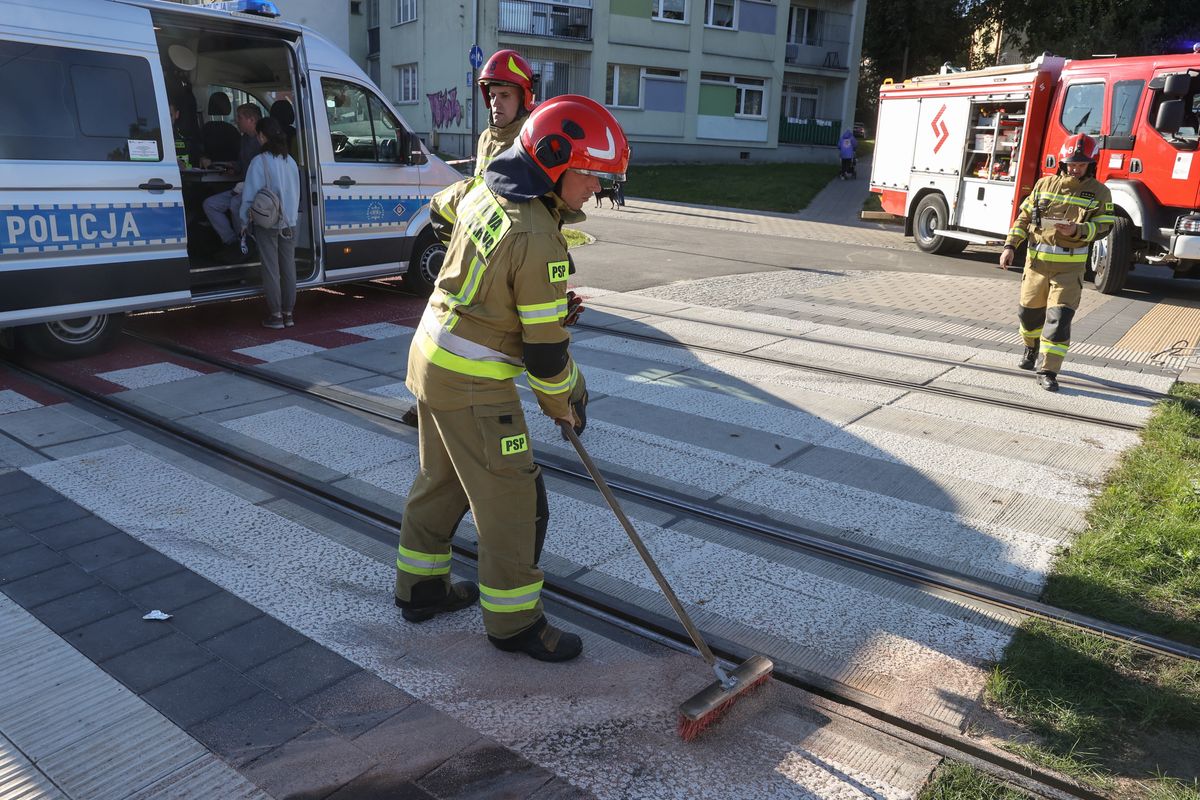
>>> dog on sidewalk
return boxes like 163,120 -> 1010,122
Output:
594,185 -> 621,209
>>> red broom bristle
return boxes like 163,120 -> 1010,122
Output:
677,671 -> 771,742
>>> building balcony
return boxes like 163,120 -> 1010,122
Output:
785,39 -> 850,70
498,1 -> 592,42
779,116 -> 841,145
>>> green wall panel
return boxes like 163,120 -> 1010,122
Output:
611,0 -> 651,17
698,84 -> 735,117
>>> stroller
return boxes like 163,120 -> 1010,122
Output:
840,157 -> 857,180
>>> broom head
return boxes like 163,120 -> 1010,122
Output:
677,655 -> 773,741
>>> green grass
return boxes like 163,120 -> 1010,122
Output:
624,162 -> 841,213
984,383 -> 1200,790
917,762 -> 1028,800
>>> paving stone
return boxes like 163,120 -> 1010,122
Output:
247,641 -> 360,704
35,515 -> 122,552
529,777 -> 594,799
324,767 -> 437,800
353,701 -> 483,782
61,607 -> 174,663
418,740 -> 555,800
0,527 -> 38,557
188,692 -> 315,766
0,469 -> 38,496
93,550 -> 187,592
126,570 -> 222,613
2,562 -> 97,607
296,671 -> 416,739
103,632 -> 216,693
0,482 -> 64,514
168,591 -> 263,642
0,542 -> 66,582
240,727 -> 376,800
29,583 -> 134,633
203,615 -> 308,671
142,661 -> 262,729
8,499 -> 90,533
64,532 -> 149,572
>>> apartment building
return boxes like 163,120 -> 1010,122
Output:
366,0 -> 866,162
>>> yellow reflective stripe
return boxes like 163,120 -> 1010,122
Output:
1036,192 -> 1094,207
396,545 -> 452,576
1019,326 -> 1043,338
460,183 -> 511,259
1040,340 -> 1069,356
446,256 -> 486,310
479,580 -> 542,612
526,362 -> 577,395
416,328 -> 525,380
517,299 -> 568,324
1091,215 -> 1117,224
1080,221 -> 1097,239
1009,227 -> 1027,240
1032,251 -> 1088,263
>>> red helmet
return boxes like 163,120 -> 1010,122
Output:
478,49 -> 535,112
519,95 -> 631,184
1059,133 -> 1099,164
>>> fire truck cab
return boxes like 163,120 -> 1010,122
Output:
870,53 -> 1200,294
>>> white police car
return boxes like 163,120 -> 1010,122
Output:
0,0 -> 460,357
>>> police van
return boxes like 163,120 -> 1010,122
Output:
0,0 -> 460,358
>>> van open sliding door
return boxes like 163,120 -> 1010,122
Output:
0,0 -> 189,357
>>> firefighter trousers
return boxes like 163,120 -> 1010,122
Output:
394,398 -> 549,639
1017,259 -> 1084,374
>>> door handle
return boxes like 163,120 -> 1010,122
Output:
977,186 -> 985,200
333,176 -> 356,187
138,178 -> 173,191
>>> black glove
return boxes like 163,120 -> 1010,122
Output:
564,290 -> 584,326
560,381 -> 587,439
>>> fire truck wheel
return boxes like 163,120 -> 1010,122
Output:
1090,217 -> 1132,295
912,194 -> 967,255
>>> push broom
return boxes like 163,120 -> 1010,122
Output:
559,422 -> 774,741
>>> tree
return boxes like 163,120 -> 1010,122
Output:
858,0 -> 975,125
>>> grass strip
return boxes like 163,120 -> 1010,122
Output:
985,383 -> 1200,791
917,762 -> 1028,799
624,162 -> 840,213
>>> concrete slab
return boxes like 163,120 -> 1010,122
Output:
320,334 -> 415,376
0,405 -> 121,449
118,372 -> 287,419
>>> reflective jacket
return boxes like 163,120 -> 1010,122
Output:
474,115 -> 524,176
1005,174 -> 1116,264
408,170 -> 580,419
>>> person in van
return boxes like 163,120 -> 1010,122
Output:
238,117 -> 300,330
169,101 -> 207,171
202,102 -> 263,260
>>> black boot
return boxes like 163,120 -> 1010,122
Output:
488,616 -> 582,662
396,579 -> 478,623
1018,345 -> 1038,371
1037,371 -> 1059,392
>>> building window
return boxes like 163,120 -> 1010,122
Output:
701,72 -> 766,117
394,0 -> 416,25
367,0 -> 379,27
787,6 -> 822,45
350,1 -> 362,14
606,64 -> 642,108
652,0 -> 686,22
705,0 -> 735,28
395,63 -> 418,104
782,83 -> 818,119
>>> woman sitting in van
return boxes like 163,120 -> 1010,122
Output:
238,117 -> 300,330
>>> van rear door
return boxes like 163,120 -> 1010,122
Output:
312,74 -> 427,280
0,0 -> 190,330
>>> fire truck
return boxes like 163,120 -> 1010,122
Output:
869,53 -> 1200,294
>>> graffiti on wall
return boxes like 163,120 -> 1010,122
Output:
427,87 -> 464,129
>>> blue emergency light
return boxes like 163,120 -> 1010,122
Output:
203,0 -> 281,17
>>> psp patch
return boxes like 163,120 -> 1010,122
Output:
500,433 -> 529,455
547,260 -> 569,283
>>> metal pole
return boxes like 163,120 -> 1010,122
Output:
471,0 -> 479,158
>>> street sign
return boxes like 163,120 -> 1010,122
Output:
469,44 -> 484,70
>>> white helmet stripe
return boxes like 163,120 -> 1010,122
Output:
586,127 -> 616,160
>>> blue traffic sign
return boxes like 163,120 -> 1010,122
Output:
469,44 -> 484,69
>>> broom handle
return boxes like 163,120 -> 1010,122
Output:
559,422 -> 719,669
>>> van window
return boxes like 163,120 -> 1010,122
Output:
0,39 -> 161,162
323,78 -> 403,163
1109,80 -> 1144,137
1059,83 -> 1104,136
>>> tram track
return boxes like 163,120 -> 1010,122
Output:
6,349 -> 1121,800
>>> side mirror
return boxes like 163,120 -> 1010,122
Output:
1164,73 -> 1192,98
1156,99 -> 1184,134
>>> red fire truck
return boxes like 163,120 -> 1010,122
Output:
869,53 -> 1200,293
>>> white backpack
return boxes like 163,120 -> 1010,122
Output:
249,156 -> 283,229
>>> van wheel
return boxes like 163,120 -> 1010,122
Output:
1091,218 -> 1132,294
404,232 -> 444,296
912,194 -> 967,255
16,313 -> 124,360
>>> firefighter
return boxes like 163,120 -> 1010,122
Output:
999,133 -> 1116,391
394,95 -> 629,662
475,49 -> 536,176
